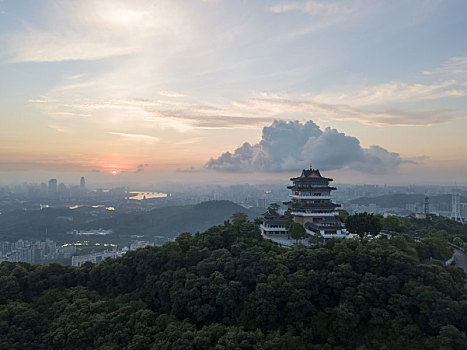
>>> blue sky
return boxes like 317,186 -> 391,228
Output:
0,0 -> 466,185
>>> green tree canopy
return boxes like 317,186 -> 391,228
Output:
0,217 -> 465,349
267,203 -> 280,217
288,222 -> 307,242
346,212 -> 382,239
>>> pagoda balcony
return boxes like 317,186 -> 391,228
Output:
289,202 -> 340,210
260,224 -> 287,232
289,194 -> 331,200
291,211 -> 337,217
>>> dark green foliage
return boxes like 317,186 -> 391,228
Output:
267,203 -> 280,217
417,231 -> 453,261
0,216 -> 466,349
288,222 -> 307,242
346,212 -> 382,238
337,209 -> 349,223
381,215 -> 406,233
284,210 -> 294,229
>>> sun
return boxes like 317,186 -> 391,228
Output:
112,170 -> 117,175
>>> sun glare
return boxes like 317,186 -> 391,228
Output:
112,170 -> 117,175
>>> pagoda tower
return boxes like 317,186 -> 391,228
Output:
287,165 -> 345,238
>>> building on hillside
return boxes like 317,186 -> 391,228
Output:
288,167 -> 345,238
260,166 -> 346,242
260,212 -> 288,237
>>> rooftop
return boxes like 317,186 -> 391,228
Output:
290,168 -> 333,182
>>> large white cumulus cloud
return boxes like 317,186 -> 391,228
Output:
205,120 -> 406,174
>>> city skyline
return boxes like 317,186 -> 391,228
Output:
1,0 -> 466,185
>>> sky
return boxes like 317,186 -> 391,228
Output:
0,0 -> 466,186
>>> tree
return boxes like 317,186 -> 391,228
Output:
346,212 -> 382,239
1,218 -> 466,349
381,216 -> 405,233
289,222 -> 307,243
284,210 -> 294,230
231,212 -> 248,227
267,203 -> 280,217
337,210 -> 349,223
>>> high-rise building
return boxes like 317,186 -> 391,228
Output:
79,176 -> 86,197
40,183 -> 48,198
58,183 -> 68,200
48,179 -> 57,197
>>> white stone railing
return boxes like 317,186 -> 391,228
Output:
291,211 -> 336,217
260,224 -> 287,231
289,195 -> 331,199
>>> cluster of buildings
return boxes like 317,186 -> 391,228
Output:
39,177 -> 87,200
71,240 -> 155,267
261,166 -> 347,244
0,238 -> 157,267
0,239 -> 76,264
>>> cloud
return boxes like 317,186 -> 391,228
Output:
106,132 -> 159,144
159,90 -> 185,98
439,56 -> 467,79
49,112 -> 92,118
28,98 -> 48,103
313,80 -> 466,106
37,93 -> 454,133
176,166 -> 201,173
33,84 -> 456,134
5,0 -> 192,63
267,0 -> 370,36
176,137 -> 204,145
135,163 -> 150,172
268,1 -> 351,16
205,120 -> 408,174
48,124 -> 71,133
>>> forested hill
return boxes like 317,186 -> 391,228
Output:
0,200 -> 264,241
89,200 -> 264,237
1,216 -> 466,349
348,193 -> 466,209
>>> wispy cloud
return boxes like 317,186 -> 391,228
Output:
28,98 -> 48,103
267,0 -> 372,36
48,124 -> 71,133
106,132 -> 159,144
268,0 -> 352,16
438,56 -> 467,79
176,137 -> 204,145
5,0 -> 193,63
159,90 -> 185,98
36,92 -> 455,132
49,112 -> 92,118
313,80 -> 466,106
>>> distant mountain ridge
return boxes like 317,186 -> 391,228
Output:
0,200 -> 264,242
348,193 -> 466,210
91,200 -> 264,238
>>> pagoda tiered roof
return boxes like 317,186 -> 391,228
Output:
287,185 -> 336,191
290,168 -> 333,182
262,212 -> 287,226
